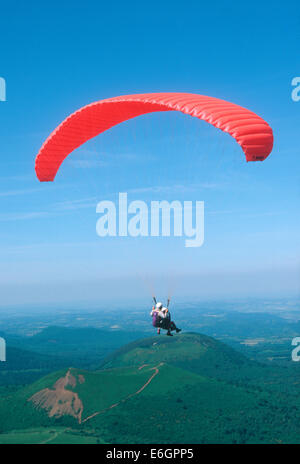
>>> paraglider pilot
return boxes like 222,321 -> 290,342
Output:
150,299 -> 181,336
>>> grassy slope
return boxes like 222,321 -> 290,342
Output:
0,370 -> 64,432
81,362 -> 300,444
2,333 -> 300,443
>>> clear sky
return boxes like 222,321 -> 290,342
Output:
0,0 -> 299,307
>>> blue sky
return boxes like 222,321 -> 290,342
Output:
0,0 -> 299,307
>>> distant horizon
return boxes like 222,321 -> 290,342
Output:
0,293 -> 298,314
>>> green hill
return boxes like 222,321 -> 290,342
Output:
100,332 -> 299,393
1,333 -> 300,443
101,332 -> 248,373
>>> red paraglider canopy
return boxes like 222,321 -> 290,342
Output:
35,93 -> 274,181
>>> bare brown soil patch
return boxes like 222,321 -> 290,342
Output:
29,369 -> 84,424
